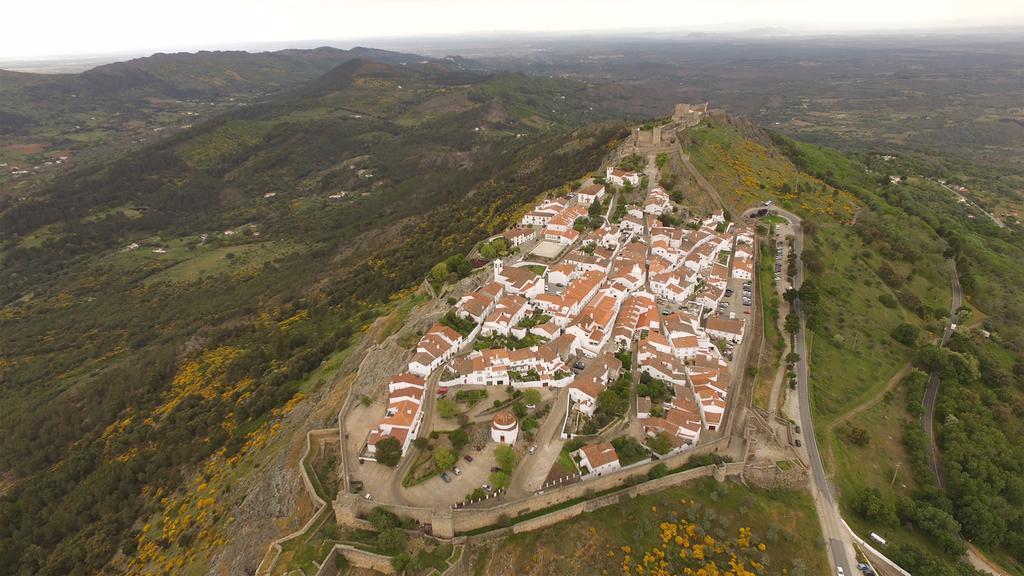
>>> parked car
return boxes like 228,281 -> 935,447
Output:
490,466 -> 503,473
438,386 -> 449,395
794,425 -> 801,434
453,467 -> 462,476
482,483 -> 493,492
463,454 -> 474,462
364,493 -> 373,501
441,472 -> 451,483
528,444 -> 537,455
794,439 -> 802,448
724,289 -> 734,296
573,361 -> 586,370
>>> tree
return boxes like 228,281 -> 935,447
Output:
588,197 -> 603,218
433,446 -> 456,471
783,287 -> 799,303
445,254 -> 471,278
655,152 -> 669,169
375,436 -> 402,467
596,388 -> 628,418
495,445 -> 519,471
430,261 -> 448,284
376,527 -> 407,554
784,311 -> 801,337
648,432 -> 674,455
852,488 -> 897,526
891,323 -> 920,347
479,242 -> 497,260
573,217 -> 590,232
449,428 -> 469,450
412,437 -> 429,450
522,388 -> 541,406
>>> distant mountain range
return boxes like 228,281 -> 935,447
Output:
0,46 -> 461,134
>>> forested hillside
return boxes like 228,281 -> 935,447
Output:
0,57 -> 626,574
770,134 -> 1024,574
0,47 -> 434,133
676,115 -> 1024,575
0,46 -> 464,203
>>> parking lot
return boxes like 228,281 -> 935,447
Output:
403,441 -> 502,505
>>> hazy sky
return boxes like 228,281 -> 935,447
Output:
3,0 -> 1023,59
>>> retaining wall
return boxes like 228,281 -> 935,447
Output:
337,434 -> 734,538
315,544 -> 396,576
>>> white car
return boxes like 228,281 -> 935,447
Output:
836,567 -> 844,576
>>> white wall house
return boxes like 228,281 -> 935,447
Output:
574,443 -> 622,476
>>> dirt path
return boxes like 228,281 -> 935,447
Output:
822,363 -> 911,476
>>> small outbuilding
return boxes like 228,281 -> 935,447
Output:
490,410 -> 519,445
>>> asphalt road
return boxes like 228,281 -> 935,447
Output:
922,259 -> 962,490
744,205 -> 855,576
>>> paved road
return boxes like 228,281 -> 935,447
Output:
381,367 -> 445,506
509,388 -> 570,496
743,206 -> 855,576
922,259 -> 962,490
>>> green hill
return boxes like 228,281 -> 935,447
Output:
0,59 -> 626,574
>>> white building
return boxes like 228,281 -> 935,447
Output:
576,183 -> 607,205
606,166 -> 641,187
491,410 -> 519,444
574,443 -> 622,476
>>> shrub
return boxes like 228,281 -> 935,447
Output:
647,463 -> 669,480
891,322 -> 920,347
377,527 -> 408,554
433,447 -> 457,471
647,432 -> 674,455
368,507 -> 400,531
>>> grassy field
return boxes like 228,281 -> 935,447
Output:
804,222 -> 924,428
469,477 -> 828,575
828,380 -> 960,562
752,240 -> 783,410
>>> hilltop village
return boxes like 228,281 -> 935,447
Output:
351,151 -> 756,505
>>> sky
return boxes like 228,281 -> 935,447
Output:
3,0 -> 1023,60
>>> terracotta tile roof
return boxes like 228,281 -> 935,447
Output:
492,410 -> 517,428
381,400 -> 420,428
580,443 -> 619,469
391,372 -> 425,388
706,317 -> 745,336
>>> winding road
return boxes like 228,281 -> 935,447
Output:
922,259 -> 962,490
742,205 -> 857,576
